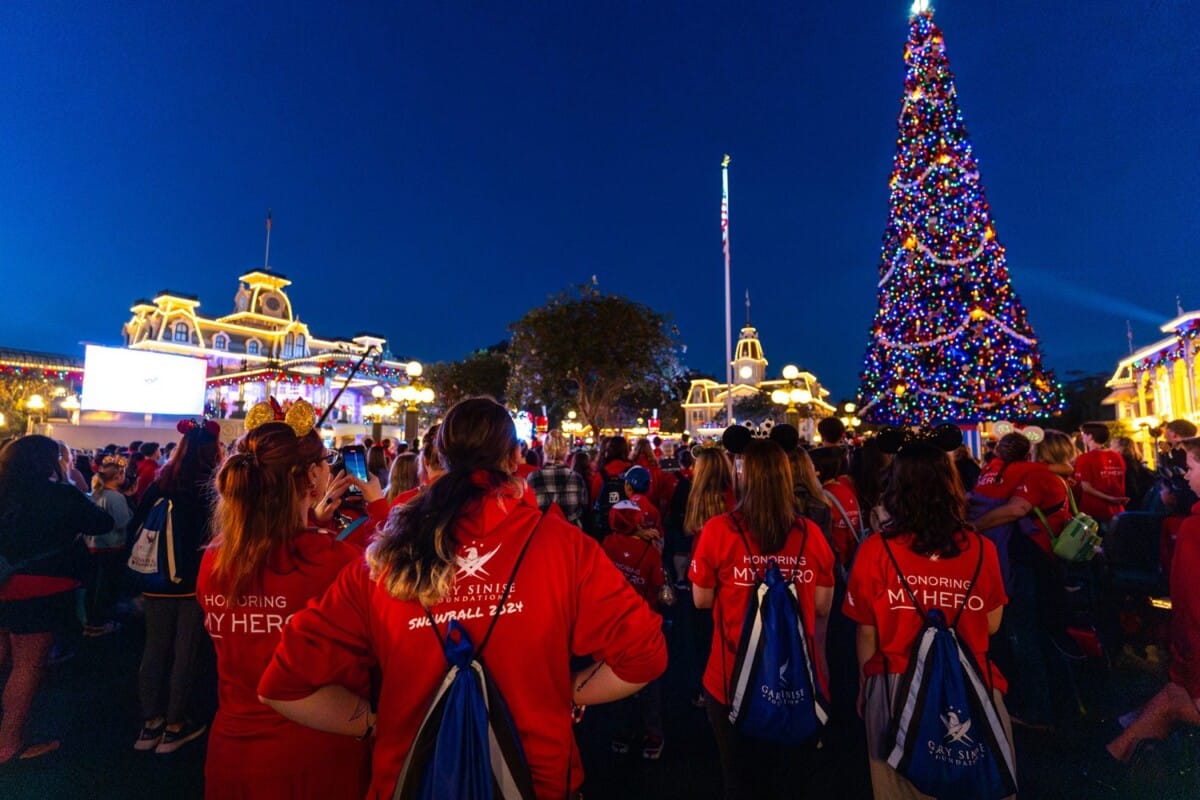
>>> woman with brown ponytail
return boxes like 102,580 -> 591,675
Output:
196,407 -> 371,799
259,397 -> 667,799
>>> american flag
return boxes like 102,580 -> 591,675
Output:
721,155 -> 731,258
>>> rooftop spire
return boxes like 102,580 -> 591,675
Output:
745,289 -> 751,326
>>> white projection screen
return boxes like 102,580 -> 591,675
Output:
81,345 -> 208,415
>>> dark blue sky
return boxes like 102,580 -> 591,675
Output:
2,1 -> 1197,398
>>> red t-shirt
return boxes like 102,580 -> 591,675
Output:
196,531 -> 369,798
1013,465 -> 1070,555
843,531 -> 1008,693
973,458 -> 1039,500
602,533 -> 665,604
688,512 -> 835,705
824,475 -> 863,567
258,494 -> 666,800
1170,503 -> 1200,698
1074,449 -> 1127,522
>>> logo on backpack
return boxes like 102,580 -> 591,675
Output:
725,516 -> 828,745
881,535 -> 1017,800
126,498 -> 182,592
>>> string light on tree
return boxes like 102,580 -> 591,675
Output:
856,4 -> 1064,425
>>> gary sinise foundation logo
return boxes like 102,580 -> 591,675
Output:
926,705 -> 986,767
455,544 -> 500,581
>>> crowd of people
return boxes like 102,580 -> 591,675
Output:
0,405 -> 1198,799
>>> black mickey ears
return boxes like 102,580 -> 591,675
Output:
721,421 -> 801,454
768,423 -> 801,453
721,424 -> 753,454
876,423 -> 962,455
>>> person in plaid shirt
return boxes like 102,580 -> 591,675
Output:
529,430 -> 589,527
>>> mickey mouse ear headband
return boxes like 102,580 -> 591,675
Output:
720,421 -> 802,455
244,397 -> 317,438
176,418 -> 221,440
876,423 -> 963,455
992,420 -> 1044,444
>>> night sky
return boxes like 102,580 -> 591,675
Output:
2,2 -> 1197,399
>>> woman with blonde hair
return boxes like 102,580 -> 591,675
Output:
529,429 -> 589,527
196,406 -> 371,798
83,454 -> 133,636
683,448 -> 736,537
260,397 -> 666,799
384,452 -> 419,503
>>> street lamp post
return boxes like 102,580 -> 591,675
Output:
398,362 -> 434,447
770,365 -> 812,433
368,385 -> 387,442
25,394 -> 46,435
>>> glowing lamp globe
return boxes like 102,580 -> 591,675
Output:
791,388 -> 812,405
371,385 -> 386,400
25,394 -> 45,411
419,388 -> 435,404
781,364 -> 800,381
406,361 -> 423,378
771,390 -> 789,405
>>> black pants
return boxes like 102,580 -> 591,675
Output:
704,690 -> 816,800
138,595 -> 205,725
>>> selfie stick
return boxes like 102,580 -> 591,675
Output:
315,344 -> 379,429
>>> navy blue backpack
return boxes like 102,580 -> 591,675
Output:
725,516 -> 828,745
881,535 -> 1017,800
393,518 -> 543,800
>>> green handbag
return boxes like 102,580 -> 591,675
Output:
1032,479 -> 1100,563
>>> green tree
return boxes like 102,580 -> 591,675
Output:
507,285 -> 683,434
426,342 -> 511,410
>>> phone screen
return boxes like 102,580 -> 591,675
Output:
341,446 -> 368,493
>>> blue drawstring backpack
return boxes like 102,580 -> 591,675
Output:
882,535 -> 1017,800
725,516 -> 828,745
393,518 -> 542,800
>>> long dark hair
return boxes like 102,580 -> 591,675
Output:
598,436 -> 630,471
736,440 -> 797,555
368,397 -> 521,605
0,435 -> 64,526
881,441 -> 969,558
157,427 -> 221,495
848,438 -> 890,515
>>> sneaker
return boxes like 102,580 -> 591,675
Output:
641,735 -> 664,760
610,736 -> 631,755
133,721 -> 165,751
155,721 -> 207,754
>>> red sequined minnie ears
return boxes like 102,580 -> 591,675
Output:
176,418 -> 221,437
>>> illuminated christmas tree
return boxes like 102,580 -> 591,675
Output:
857,2 -> 1064,425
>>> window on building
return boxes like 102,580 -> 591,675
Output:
247,340 -> 260,355
173,322 -> 189,342
284,333 -> 295,358
213,334 -> 228,351
295,334 -> 305,355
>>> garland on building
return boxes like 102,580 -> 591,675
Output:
857,5 -> 1064,425
207,370 -> 324,388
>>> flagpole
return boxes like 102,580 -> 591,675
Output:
264,209 -> 273,271
722,155 -> 733,426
